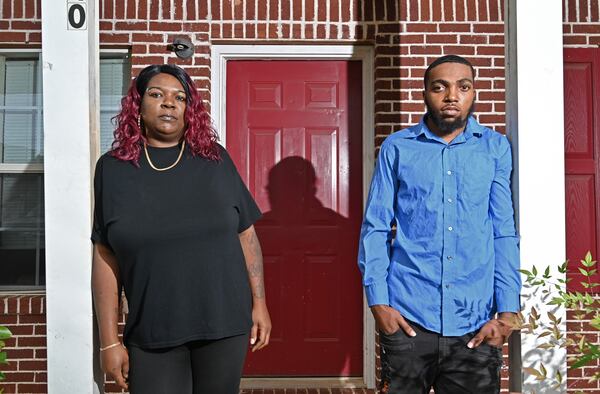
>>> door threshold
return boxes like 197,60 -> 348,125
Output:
240,377 -> 365,389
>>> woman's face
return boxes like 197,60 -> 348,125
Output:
140,73 -> 187,143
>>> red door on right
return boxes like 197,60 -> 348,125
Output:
564,48 -> 600,291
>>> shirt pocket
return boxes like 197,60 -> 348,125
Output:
459,153 -> 494,205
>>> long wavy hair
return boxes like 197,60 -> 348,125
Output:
111,64 -> 220,164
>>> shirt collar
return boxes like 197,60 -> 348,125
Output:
399,115 -> 483,143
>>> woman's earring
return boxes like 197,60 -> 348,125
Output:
137,115 -> 142,131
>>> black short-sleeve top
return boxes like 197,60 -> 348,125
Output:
91,143 -> 261,349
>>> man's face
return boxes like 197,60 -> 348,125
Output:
423,62 -> 475,135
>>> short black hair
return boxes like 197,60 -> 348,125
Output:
423,55 -> 475,88
135,64 -> 193,105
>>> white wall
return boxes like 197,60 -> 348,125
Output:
506,0 -> 567,392
41,0 -> 102,392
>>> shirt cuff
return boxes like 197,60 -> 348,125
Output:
495,287 -> 520,313
365,282 -> 390,307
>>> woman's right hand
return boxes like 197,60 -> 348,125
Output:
100,345 -> 129,390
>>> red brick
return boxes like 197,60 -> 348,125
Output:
431,0 -> 442,21
489,35 -> 504,45
590,36 -> 600,46
439,23 -> 471,32
34,372 -> 47,383
477,46 -> 504,56
410,45 -> 442,55
174,0 -> 183,19
100,33 -> 131,44
378,23 -> 401,33
0,315 -> 18,325
115,21 -> 148,30
257,0 -> 266,20
132,33 -> 165,42
4,372 -> 34,382
426,34 -> 457,44
17,336 -> 46,347
442,45 -> 475,55
234,23 -> 244,38
222,0 -> 232,20
272,0 -> 280,20
2,0 -> 11,20
489,0 -> 500,21
328,0 -> 338,21
246,24 -> 256,39
478,115 -> 505,124
19,360 -> 47,371
115,0 -> 125,18
256,23 -> 267,39
387,0 -> 398,21
13,0 -> 23,18
7,325 -> 33,336
574,24 -> 600,33
478,91 -> 504,101
210,23 -> 220,39
593,0 -> 600,22
473,23 -> 504,33
137,0 -> 148,19
270,23 -> 280,39
0,30 -> 26,41
10,21 -> 40,30
474,80 -> 492,89
459,35 -> 486,44
35,348 -> 46,358
222,23 -> 232,38
465,0 -> 477,20
444,0 -> 453,21
33,325 -> 46,335
478,68 -> 504,78
316,24 -> 326,40
28,32 -> 41,42
406,23 -> 437,32
455,0 -> 466,21
149,22 -> 182,31
15,384 -> 46,393
564,35 -> 588,45
478,0 -> 488,21
99,21 -> 113,30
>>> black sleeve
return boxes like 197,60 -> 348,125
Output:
235,171 -> 262,233
220,147 -> 262,232
90,155 -> 111,247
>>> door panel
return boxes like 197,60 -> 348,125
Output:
564,49 -> 600,291
227,60 -> 363,376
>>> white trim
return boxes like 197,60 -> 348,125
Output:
42,0 -> 102,392
506,0 -> 567,392
211,44 -> 376,389
0,164 -> 44,173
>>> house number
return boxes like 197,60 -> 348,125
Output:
67,1 -> 87,30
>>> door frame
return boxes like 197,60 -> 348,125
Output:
211,44 -> 376,389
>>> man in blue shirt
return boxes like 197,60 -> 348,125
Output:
358,55 -> 521,393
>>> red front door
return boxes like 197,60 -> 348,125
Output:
226,60 -> 363,376
564,49 -> 600,290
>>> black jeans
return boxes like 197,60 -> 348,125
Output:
128,333 -> 249,394
379,322 -> 502,394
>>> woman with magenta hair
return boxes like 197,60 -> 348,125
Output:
91,64 -> 271,394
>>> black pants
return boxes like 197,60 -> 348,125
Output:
379,322 -> 502,394
128,333 -> 249,394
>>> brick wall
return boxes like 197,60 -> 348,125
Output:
562,1 -> 600,392
0,296 -> 47,394
0,1 -> 517,393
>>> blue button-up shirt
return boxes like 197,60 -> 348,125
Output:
358,116 -> 521,336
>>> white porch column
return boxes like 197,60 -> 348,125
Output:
505,0 -> 566,392
42,1 -> 102,393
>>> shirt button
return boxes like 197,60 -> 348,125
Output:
448,226 -> 453,231
447,256 -> 453,261
445,284 -> 450,289
447,198 -> 453,203
447,170 -> 452,175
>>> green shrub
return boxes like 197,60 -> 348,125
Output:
0,325 -> 12,394
516,252 -> 599,392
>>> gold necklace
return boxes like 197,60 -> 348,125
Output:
144,140 -> 186,171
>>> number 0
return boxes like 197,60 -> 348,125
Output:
68,4 -> 86,29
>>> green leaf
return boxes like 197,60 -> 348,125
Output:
0,352 -> 6,364
540,363 -> 547,378
532,265 -> 538,276
519,269 -> 533,277
556,370 -> 563,383
579,267 -> 590,277
544,266 -> 551,278
0,327 -> 11,341
0,370 -> 4,381
523,367 -> 544,380
572,353 -> 595,369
